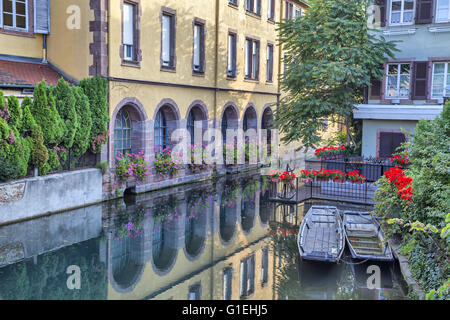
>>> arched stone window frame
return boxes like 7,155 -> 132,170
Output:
185,100 -> 209,146
110,97 -> 148,167
153,98 -> 181,154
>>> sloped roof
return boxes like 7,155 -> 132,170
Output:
0,59 -> 64,88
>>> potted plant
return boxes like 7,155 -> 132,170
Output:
280,171 -> 296,184
300,170 -> 314,183
347,170 -> 366,184
268,169 -> 281,182
154,147 -> 181,179
314,145 -> 345,161
315,169 -> 331,182
390,153 -> 409,168
330,169 -> 346,183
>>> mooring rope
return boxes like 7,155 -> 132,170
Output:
338,257 -> 370,265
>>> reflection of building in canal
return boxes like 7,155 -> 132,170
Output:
102,175 -> 275,300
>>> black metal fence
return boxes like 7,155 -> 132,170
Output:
305,157 -> 396,183
269,178 -> 378,205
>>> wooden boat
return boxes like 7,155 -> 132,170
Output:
297,206 -> 345,263
342,211 -> 393,262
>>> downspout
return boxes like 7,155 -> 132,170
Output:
42,34 -> 47,63
213,0 -> 220,175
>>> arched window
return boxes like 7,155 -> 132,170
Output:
114,110 -> 132,156
187,110 -> 196,146
154,110 -> 167,152
222,111 -> 228,143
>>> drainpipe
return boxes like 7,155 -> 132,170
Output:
42,34 -> 48,63
213,0 -> 220,175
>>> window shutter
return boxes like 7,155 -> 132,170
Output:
374,0 -> 386,27
370,77 -> 382,99
0,0 -> 3,28
416,0 -> 433,24
412,61 -> 429,100
34,0 -> 50,34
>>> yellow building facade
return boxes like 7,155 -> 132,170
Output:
0,0 -> 311,193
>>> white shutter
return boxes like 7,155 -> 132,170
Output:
245,40 -> 250,77
162,15 -> 171,64
227,35 -> 233,73
193,24 -> 200,68
0,0 -> 3,28
123,3 -> 134,46
34,0 -> 50,34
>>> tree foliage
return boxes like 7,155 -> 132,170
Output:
71,86 -> 92,157
54,78 -> 79,149
79,76 -> 109,154
275,0 -> 398,149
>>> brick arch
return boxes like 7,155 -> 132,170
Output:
186,100 -> 209,121
242,103 -> 258,131
153,98 -> 181,121
261,104 -> 274,129
109,97 -> 149,166
221,102 -> 239,123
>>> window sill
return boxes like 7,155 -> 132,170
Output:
0,27 -> 34,38
228,3 -> 239,10
244,78 -> 260,83
192,71 -> 205,77
161,66 -> 176,73
267,19 -> 276,24
383,28 -> 417,36
121,60 -> 141,68
428,24 -> 450,33
226,76 -> 237,81
245,11 -> 262,20
266,80 -> 273,85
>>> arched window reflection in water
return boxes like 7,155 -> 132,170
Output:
152,218 -> 178,273
185,194 -> 207,258
111,233 -> 144,292
219,194 -> 237,243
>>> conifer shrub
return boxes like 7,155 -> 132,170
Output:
20,97 -> 36,137
7,95 -> 21,129
54,78 -> 79,149
71,86 -> 92,157
30,125 -> 49,172
79,76 -> 109,153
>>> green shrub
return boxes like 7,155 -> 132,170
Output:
30,125 -> 49,171
71,86 -> 92,157
20,97 -> 36,136
96,161 -> 109,175
7,95 -> 21,129
31,82 -> 65,146
41,148 -> 60,176
0,125 -> 30,181
54,78 -> 79,149
79,76 -> 109,153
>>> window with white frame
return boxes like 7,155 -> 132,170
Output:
161,12 -> 175,69
227,32 -> 237,78
123,3 -> 135,61
432,62 -> 450,98
436,0 -> 450,23
193,21 -> 205,73
268,0 -> 275,20
246,0 -> 261,15
386,63 -> 411,99
240,255 -> 255,298
1,0 -> 28,30
390,0 -> 415,25
245,38 -> 260,80
266,44 -> 273,82
294,4 -> 302,18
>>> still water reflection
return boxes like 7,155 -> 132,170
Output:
0,172 -> 407,300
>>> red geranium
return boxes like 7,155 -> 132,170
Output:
384,166 -> 414,202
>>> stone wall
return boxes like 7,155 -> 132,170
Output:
0,169 -> 103,225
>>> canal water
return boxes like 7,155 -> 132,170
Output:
0,172 -> 407,300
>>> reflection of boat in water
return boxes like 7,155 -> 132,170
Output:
297,260 -> 343,300
343,211 -> 393,262
348,261 -> 407,300
297,206 -> 345,263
